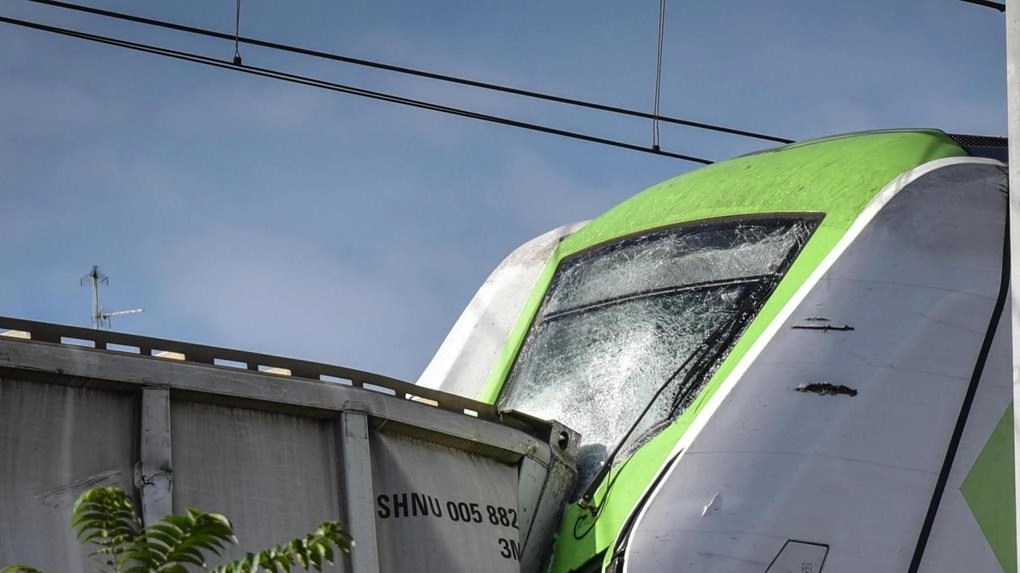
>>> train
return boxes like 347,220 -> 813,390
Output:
418,129 -> 1015,572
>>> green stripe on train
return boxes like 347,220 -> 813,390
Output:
962,404 -> 1017,573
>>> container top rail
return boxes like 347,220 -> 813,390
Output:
0,315 -> 502,422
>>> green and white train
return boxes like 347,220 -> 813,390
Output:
418,129 -> 1015,572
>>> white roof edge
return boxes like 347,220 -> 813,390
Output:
416,221 -> 588,397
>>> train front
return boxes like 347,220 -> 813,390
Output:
421,129 -> 1015,573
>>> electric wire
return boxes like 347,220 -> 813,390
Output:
652,0 -> 666,151
955,0 -> 1006,12
17,0 -> 794,145
232,0 -> 242,65
0,14 -> 716,164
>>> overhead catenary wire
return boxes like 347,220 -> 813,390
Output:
17,0 -> 794,145
0,14 -> 716,164
652,0 -> 666,151
232,0 -> 242,65
955,0 -> 1005,11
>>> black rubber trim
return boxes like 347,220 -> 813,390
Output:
906,196 -> 1010,572
603,450 -> 684,570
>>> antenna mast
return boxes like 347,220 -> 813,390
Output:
81,265 -> 143,330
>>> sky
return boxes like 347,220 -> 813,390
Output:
0,0 -> 1007,382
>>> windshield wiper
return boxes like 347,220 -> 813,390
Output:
576,284 -> 767,513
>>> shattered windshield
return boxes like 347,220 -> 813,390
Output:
498,218 -> 818,481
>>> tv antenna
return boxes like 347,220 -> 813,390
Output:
81,265 -> 144,330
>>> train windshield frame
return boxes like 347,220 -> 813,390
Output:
498,216 -> 821,481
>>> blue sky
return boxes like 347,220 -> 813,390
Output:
0,0 -> 1006,381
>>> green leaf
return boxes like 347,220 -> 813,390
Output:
208,520 -> 351,573
69,487 -> 142,573
126,507 -> 238,572
1,565 -> 49,573
60,487 -> 352,573
321,543 -> 333,565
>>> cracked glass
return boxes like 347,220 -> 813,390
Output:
498,217 -> 819,485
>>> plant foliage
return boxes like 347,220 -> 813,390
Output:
71,487 -> 142,573
3,487 -> 351,573
1,566 -> 48,573
211,522 -> 352,573
124,507 -> 237,573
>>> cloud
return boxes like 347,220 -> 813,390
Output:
155,79 -> 346,135
0,77 -> 127,139
148,226 -> 455,379
483,147 -> 627,231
